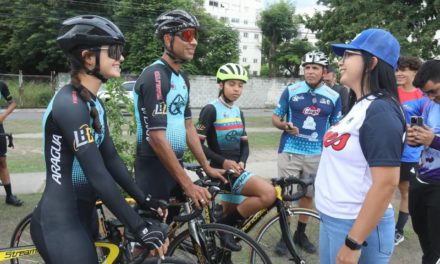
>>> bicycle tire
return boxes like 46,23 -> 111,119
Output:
9,212 -> 127,264
9,212 -> 44,264
141,256 -> 197,264
167,223 -> 272,264
255,208 -> 320,264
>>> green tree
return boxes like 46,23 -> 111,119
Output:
257,0 -> 299,77
276,39 -> 314,77
305,0 -> 440,59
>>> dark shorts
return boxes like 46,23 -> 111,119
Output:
135,156 -> 184,223
0,124 -> 6,157
400,162 -> 418,182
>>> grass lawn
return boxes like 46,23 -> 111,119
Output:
5,119 -> 42,134
0,193 -> 41,247
7,138 -> 45,173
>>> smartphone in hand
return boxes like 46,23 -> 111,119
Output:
410,116 -> 424,127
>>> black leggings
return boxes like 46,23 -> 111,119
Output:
409,177 -> 440,264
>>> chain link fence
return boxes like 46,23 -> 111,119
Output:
0,71 -> 56,108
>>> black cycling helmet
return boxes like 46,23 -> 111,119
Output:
57,15 -> 125,82
154,9 -> 199,64
154,9 -> 200,39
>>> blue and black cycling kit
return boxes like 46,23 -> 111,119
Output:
134,58 -> 190,202
31,84 -> 147,264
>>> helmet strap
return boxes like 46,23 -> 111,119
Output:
219,83 -> 234,106
164,35 -> 187,64
85,50 -> 108,83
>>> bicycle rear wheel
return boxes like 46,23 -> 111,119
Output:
256,208 -> 320,264
9,212 -> 44,264
167,223 -> 271,264
141,256 -> 197,264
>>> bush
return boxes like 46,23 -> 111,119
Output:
0,80 -> 54,108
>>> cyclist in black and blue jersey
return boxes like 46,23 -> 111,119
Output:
196,63 -> 276,250
134,10 -> 226,221
30,15 -> 168,264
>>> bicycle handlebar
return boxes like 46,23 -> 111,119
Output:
271,176 -> 315,202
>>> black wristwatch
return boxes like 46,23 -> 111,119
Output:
345,235 -> 367,250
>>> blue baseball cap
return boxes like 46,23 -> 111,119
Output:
331,28 -> 400,69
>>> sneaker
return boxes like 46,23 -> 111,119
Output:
274,239 -> 288,256
293,231 -> 316,254
220,232 -> 242,251
5,195 -> 23,206
394,231 -> 404,246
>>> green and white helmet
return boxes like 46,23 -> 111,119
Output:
216,63 -> 248,83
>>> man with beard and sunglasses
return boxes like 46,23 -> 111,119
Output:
133,10 -> 226,224
272,50 -> 342,255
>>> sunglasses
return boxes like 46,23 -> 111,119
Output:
91,45 -> 124,60
174,28 -> 198,43
342,50 -> 362,61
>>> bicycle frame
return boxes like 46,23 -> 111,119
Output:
0,242 -> 120,263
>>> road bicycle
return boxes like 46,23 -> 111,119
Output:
5,198 -> 193,264
164,180 -> 272,264
184,163 -> 320,264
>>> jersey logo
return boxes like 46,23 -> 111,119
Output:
51,134 -> 62,185
323,131 -> 350,151
72,90 -> 78,104
152,101 -> 167,116
291,95 -> 304,102
154,71 -> 163,100
196,123 -> 206,131
73,124 -> 94,151
302,116 -> 316,130
303,106 -> 321,116
169,95 -> 185,115
225,130 -> 240,143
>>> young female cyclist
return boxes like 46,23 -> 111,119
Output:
196,63 -> 276,250
314,29 -> 406,264
30,15 -> 167,264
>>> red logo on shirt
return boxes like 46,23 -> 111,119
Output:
302,106 -> 321,116
323,131 -> 350,151
154,71 -> 162,100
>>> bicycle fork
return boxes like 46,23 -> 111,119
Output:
277,201 -> 305,264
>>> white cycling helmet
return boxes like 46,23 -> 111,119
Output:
301,51 -> 329,67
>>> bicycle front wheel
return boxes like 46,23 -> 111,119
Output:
9,212 -> 44,264
256,208 -> 320,264
167,223 -> 271,264
141,256 -> 197,264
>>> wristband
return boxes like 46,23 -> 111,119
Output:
345,235 -> 367,250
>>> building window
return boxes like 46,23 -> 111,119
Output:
243,45 -> 247,50
209,0 -> 218,7
253,59 -> 258,63
231,18 -> 240,23
243,58 -> 247,62
220,17 -> 228,23
254,33 -> 259,39
244,20 -> 248,25
243,32 -> 248,38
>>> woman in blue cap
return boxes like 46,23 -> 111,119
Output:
314,29 -> 406,263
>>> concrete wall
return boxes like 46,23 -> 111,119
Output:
189,75 -> 298,108
56,73 -> 299,109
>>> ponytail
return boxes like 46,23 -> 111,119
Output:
70,63 -> 102,134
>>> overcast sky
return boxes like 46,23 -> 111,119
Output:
264,0 -> 327,16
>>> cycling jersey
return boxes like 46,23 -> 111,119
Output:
274,81 -> 342,155
196,98 -> 249,168
31,84 -> 146,263
398,87 -> 425,162
0,81 -> 13,156
315,94 -> 405,219
196,98 -> 253,203
134,58 -> 191,160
